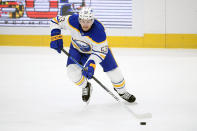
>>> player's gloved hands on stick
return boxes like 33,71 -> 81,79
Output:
82,60 -> 96,79
50,29 -> 63,53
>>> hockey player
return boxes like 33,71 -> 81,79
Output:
50,7 -> 136,103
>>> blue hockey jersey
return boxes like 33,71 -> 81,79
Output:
50,14 -> 108,64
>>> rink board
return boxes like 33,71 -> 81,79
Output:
0,34 -> 197,48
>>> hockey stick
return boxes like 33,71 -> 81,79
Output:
61,48 -> 152,119
61,48 -> 120,101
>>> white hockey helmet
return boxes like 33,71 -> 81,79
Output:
78,7 -> 94,22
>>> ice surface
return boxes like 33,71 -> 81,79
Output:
0,46 -> 197,131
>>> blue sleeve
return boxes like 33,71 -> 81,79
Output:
68,14 -> 80,30
89,20 -> 107,43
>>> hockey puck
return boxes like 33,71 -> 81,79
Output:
140,122 -> 146,125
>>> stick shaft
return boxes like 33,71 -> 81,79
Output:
62,48 -> 120,101
61,48 -> 152,119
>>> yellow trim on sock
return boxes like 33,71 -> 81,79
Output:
76,76 -> 85,86
113,80 -> 125,88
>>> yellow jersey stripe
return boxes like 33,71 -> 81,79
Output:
100,54 -> 106,59
53,18 -> 59,24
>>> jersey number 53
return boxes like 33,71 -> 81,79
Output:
101,46 -> 108,54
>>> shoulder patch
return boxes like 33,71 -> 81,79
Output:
88,20 -> 106,43
68,14 -> 80,30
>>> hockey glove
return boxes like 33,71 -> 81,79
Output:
82,60 -> 96,79
50,29 -> 63,53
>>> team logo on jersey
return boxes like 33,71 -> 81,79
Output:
72,39 -> 92,53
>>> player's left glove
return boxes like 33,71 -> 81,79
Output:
50,29 -> 63,53
82,60 -> 96,79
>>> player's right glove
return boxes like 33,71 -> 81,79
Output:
50,29 -> 63,53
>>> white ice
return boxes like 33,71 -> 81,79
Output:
0,46 -> 197,131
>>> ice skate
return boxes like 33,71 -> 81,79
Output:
82,82 -> 92,103
114,89 -> 136,103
